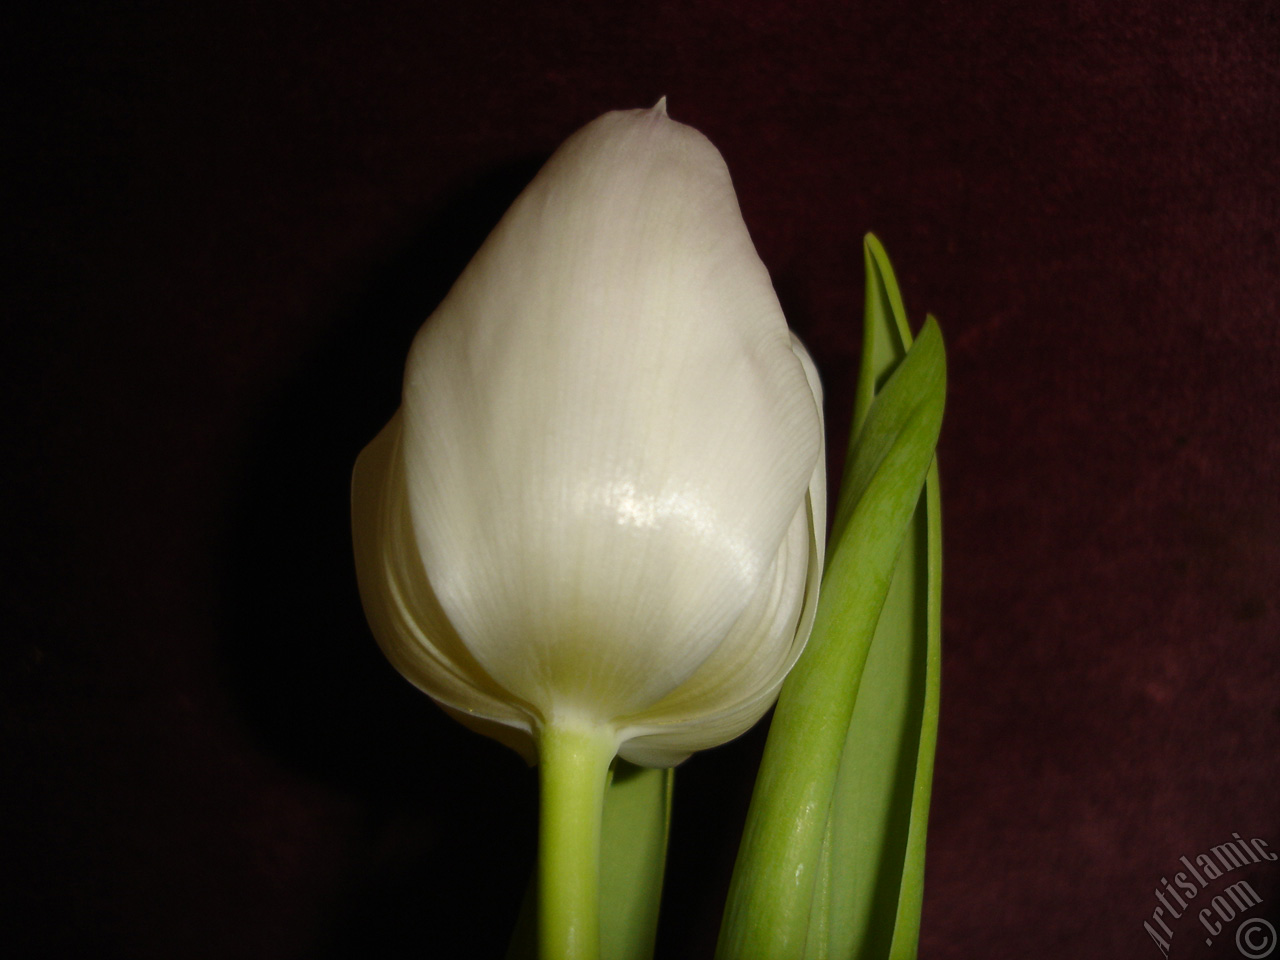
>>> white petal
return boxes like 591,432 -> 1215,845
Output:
351,413 -> 538,761
791,331 -> 828,575
400,108 -> 822,727
617,334 -> 826,764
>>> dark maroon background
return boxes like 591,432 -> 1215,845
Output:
4,1 -> 1278,958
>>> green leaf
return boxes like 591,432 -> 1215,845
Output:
506,761 -> 674,960
821,235 -> 942,960
599,763 -> 674,960
716,242 -> 945,960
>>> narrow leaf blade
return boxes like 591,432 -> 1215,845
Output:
825,236 -> 941,960
600,763 -> 674,960
716,312 -> 945,960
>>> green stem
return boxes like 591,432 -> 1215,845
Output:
538,720 -> 617,960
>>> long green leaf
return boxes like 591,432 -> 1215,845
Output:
820,235 -> 942,960
599,763 -> 674,960
506,762 -> 674,960
716,297 -> 945,960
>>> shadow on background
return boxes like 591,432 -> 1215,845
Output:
217,155 -> 548,958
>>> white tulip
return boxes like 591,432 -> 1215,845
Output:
351,101 -> 826,771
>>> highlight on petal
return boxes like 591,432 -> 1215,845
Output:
617,336 -> 827,766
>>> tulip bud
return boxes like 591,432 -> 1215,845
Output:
351,101 -> 826,769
